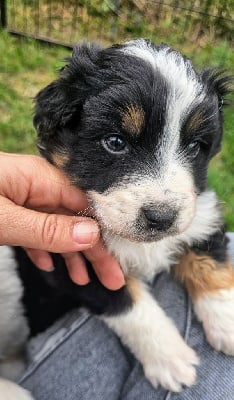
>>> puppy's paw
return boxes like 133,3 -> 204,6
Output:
0,378 -> 34,400
143,334 -> 199,392
195,289 -> 234,355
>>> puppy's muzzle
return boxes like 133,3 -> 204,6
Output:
141,204 -> 178,232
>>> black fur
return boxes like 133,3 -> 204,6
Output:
15,247 -> 133,336
192,226 -> 229,264
15,247 -> 78,336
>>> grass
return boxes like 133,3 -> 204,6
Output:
7,0 -> 234,48
0,31 -> 69,153
0,30 -> 233,229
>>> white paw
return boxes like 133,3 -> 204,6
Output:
143,333 -> 199,392
195,289 -> 234,355
0,378 -> 34,400
104,287 -> 199,392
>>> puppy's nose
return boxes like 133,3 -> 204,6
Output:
142,206 -> 177,231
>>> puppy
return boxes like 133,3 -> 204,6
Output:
0,39 -> 233,398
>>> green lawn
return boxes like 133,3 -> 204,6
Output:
0,31 -> 69,153
0,30 -> 233,229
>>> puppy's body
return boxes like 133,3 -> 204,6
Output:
0,39 -> 233,397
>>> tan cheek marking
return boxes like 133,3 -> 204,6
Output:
122,104 -> 145,136
174,252 -> 234,300
126,276 -> 141,303
51,150 -> 70,169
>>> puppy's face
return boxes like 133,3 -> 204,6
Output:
34,40 -> 230,242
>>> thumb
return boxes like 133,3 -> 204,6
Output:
0,200 -> 100,252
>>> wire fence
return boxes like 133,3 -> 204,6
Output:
1,0 -> 233,50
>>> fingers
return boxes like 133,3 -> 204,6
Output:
0,198 -> 124,290
0,153 -> 125,291
83,240 -> 125,290
25,242 -> 125,290
28,156 -> 89,212
62,252 -> 90,285
58,240 -> 125,290
25,248 -> 90,285
0,153 -> 89,212
0,197 -> 100,253
25,248 -> 54,271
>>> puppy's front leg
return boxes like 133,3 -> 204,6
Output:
103,277 -> 199,392
175,251 -> 234,355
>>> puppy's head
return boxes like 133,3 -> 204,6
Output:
34,39 -> 231,242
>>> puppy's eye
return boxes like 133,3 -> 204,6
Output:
188,138 -> 210,159
102,135 -> 128,154
188,141 -> 200,159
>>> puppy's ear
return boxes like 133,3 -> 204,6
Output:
200,69 -> 233,158
34,43 -> 102,137
201,69 -> 233,108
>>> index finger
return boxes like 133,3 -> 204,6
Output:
28,159 -> 89,212
83,240 -> 125,290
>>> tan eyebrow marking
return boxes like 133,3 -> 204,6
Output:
174,252 -> 234,300
51,148 -> 70,169
186,111 -> 203,134
121,104 -> 145,137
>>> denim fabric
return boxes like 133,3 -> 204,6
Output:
20,234 -> 234,399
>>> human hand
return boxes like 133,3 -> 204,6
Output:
0,152 -> 125,290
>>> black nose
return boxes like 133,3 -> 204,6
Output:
142,206 -> 177,231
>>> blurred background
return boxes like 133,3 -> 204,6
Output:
0,0 -> 233,227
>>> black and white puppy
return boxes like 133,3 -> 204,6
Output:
0,39 -> 233,398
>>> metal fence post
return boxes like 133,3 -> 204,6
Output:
0,0 -> 7,29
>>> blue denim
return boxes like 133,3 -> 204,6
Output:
20,234 -> 234,399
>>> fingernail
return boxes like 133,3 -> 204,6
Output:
37,264 -> 54,272
73,222 -> 99,245
46,266 -> 55,272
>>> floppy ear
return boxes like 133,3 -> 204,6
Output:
200,69 -> 233,158
33,43 -> 102,138
201,69 -> 233,108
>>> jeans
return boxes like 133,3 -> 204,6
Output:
20,234 -> 234,399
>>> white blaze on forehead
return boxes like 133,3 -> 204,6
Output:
121,40 -> 206,164
121,39 -> 204,110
